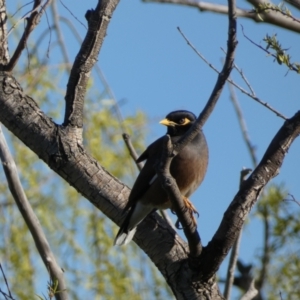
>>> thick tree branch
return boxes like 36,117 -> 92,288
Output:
1,0 -> 299,298
0,73 -> 299,300
63,0 -> 119,128
0,125 -> 68,300
0,73 -> 227,299
199,110 -> 300,280
144,0 -> 300,33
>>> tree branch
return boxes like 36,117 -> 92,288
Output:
0,125 -> 68,300
0,263 -> 14,300
5,0 -> 53,71
143,0 -> 300,33
224,168 -> 252,299
156,135 -> 202,258
199,110 -> 300,280
0,0 -> 9,66
228,81 -> 258,166
179,31 -> 287,120
155,0 -> 236,258
63,0 -> 119,128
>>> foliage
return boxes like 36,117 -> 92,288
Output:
263,34 -> 300,73
253,185 -> 300,299
0,20 -> 172,300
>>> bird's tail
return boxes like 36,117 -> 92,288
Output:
114,202 -> 153,246
114,225 -> 137,246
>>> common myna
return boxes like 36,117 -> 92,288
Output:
114,110 -> 208,246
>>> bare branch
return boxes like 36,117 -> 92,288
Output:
283,193 -> 300,206
0,263 -> 14,300
50,2 -> 71,68
228,81 -> 258,166
156,135 -> 203,258
200,110 -> 300,280
0,125 -> 68,300
256,203 -> 271,291
179,30 -> 287,120
144,0 -> 300,33
6,0 -> 53,71
241,25 -> 300,74
59,0 -> 87,29
285,0 -> 300,10
144,0 -> 252,16
122,133 -> 144,171
63,0 -> 120,128
0,0 -> 9,66
156,0 -> 237,259
224,168 -> 252,299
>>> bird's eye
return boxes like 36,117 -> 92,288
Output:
178,118 -> 186,125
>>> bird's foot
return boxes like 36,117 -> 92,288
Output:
183,196 -> 199,226
173,197 -> 199,229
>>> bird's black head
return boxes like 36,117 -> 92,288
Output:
159,110 -> 196,136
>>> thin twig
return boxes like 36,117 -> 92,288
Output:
256,203 -> 270,291
10,1 -> 34,19
228,81 -> 258,166
0,125 -> 68,300
7,1 -> 42,37
122,133 -> 144,171
283,193 -> 300,206
59,0 -> 87,29
6,0 -> 54,71
178,28 -> 287,120
221,47 -> 256,96
241,24 -> 300,73
0,263 -> 13,299
50,2 -> 70,66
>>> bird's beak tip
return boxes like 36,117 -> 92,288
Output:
159,118 -> 170,126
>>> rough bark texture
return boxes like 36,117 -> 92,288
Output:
0,0 -> 9,67
1,72 -> 300,299
0,73 -> 227,299
2,0 -> 300,299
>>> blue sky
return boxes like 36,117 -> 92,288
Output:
98,0 -> 300,268
6,0 -> 300,298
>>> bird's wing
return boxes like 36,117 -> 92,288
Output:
125,136 -> 165,209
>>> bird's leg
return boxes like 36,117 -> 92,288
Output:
173,197 -> 199,229
183,196 -> 199,225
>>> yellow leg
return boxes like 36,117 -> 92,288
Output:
173,197 -> 199,229
183,196 -> 198,226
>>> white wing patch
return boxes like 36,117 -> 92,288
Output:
149,174 -> 157,185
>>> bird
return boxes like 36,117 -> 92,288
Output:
114,110 -> 208,246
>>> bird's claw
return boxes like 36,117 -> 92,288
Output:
172,197 -> 199,229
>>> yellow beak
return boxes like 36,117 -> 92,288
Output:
159,118 -> 177,127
